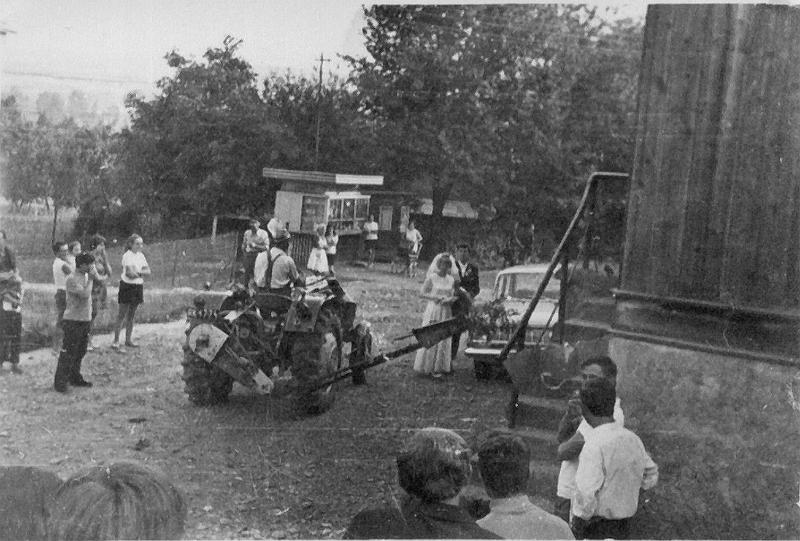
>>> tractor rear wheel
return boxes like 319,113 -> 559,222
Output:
181,325 -> 234,405
290,310 -> 342,415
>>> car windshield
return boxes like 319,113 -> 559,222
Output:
494,272 -> 560,300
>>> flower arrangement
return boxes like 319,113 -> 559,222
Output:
466,299 -> 518,341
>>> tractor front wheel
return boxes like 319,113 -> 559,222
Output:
181,344 -> 234,406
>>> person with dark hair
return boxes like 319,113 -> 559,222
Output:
0,466 -> 63,541
47,461 -> 186,540
571,379 -> 658,539
241,217 -> 269,287
555,356 -> 625,523
450,242 -> 480,361
86,234 -> 110,351
476,431 -> 573,539
51,241 -> 72,353
54,252 -> 100,392
345,427 -> 499,539
111,234 -> 150,352
0,230 -> 24,374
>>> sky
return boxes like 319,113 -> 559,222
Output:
0,1 -> 647,119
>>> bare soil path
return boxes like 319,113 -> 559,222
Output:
0,266 -> 510,539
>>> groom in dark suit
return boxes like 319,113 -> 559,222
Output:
451,242 -> 480,361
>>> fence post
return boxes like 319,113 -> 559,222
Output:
211,215 -> 218,244
171,240 -> 180,288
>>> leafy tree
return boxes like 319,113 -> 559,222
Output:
347,5 -> 642,255
116,36 -> 295,235
263,72 -> 382,174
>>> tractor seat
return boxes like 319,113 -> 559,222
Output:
254,292 -> 293,315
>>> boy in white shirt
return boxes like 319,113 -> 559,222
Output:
51,241 -> 72,353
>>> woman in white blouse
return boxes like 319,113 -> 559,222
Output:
111,234 -> 150,352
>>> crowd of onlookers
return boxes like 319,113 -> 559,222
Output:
0,230 -> 151,392
1,217 -> 658,540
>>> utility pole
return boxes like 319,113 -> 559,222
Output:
314,52 -> 330,170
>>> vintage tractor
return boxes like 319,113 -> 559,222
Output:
181,276 -> 372,415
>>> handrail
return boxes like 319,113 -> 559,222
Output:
496,171 -> 629,364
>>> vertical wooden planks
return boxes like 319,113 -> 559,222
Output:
623,4 -> 800,310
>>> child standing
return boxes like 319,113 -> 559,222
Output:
54,252 -> 99,392
51,241 -> 72,353
413,253 -> 457,378
324,223 -> 339,276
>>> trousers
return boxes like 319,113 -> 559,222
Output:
0,309 -> 21,365
54,320 -> 90,389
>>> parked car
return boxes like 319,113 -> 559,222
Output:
465,264 -> 561,379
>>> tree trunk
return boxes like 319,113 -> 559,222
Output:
51,204 -> 59,245
428,181 -> 452,259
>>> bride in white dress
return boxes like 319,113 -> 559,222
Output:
413,253 -> 458,378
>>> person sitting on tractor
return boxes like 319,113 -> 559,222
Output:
254,226 -> 303,297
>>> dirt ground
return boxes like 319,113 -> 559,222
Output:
0,265 -> 510,539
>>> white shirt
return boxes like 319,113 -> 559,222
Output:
253,251 -> 270,288
120,250 -> 149,285
557,398 -> 624,499
243,228 -> 269,253
363,221 -> 379,240
477,495 -> 574,540
52,258 -> 70,290
572,422 -> 658,520
405,228 -> 422,245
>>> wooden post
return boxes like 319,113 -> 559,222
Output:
211,215 -> 218,244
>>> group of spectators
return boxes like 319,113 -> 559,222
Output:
50,233 -> 150,392
346,355 -> 658,540
0,461 -> 186,541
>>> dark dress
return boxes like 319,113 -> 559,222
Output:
345,497 -> 500,539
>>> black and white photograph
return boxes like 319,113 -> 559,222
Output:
0,1 -> 798,539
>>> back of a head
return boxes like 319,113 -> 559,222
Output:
477,431 -> 530,498
396,427 -> 472,503
47,462 -> 186,541
0,466 -> 62,541
580,355 -> 618,379
580,378 -> 616,418
75,252 -> 95,268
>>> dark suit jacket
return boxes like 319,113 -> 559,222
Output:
344,498 -> 500,539
453,260 -> 480,317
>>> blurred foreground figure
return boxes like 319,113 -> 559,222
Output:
0,466 -> 62,541
47,462 -> 186,540
345,427 -> 500,539
477,431 -> 573,539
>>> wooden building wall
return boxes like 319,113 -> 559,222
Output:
622,4 -> 800,311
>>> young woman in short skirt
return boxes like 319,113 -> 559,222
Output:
112,234 -> 150,353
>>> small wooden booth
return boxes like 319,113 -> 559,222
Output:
262,168 -> 384,264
